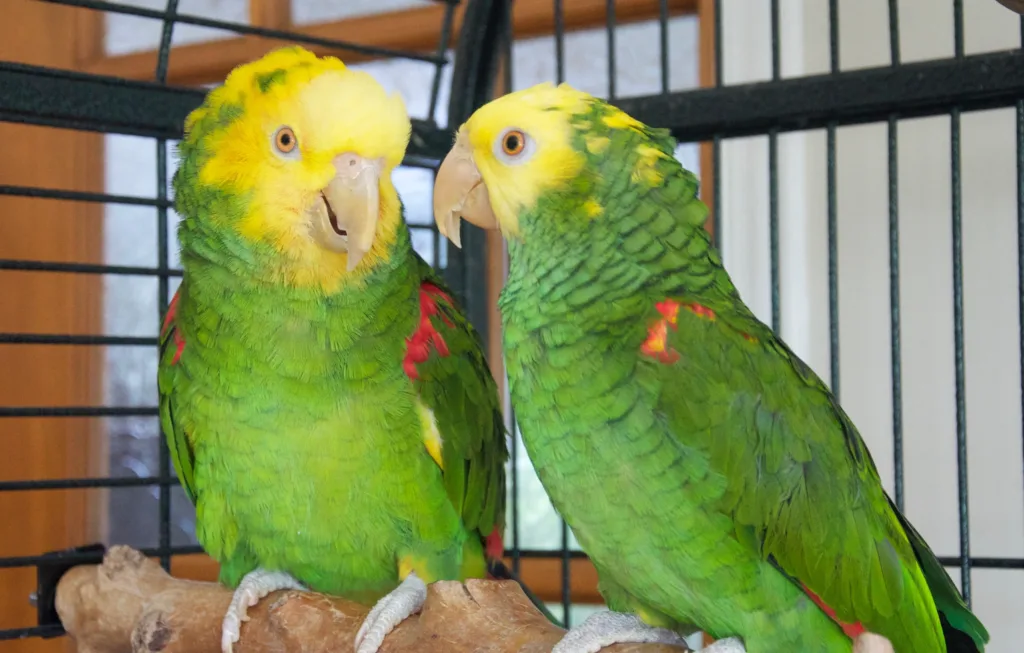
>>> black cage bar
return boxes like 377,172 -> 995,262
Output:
2,0 -> 1024,645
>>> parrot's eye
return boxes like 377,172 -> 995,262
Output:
494,128 -> 533,164
273,127 -> 299,156
502,130 -> 526,156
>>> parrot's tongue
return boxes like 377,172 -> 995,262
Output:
321,192 -> 348,237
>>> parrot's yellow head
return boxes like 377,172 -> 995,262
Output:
432,82 -> 598,246
433,81 -> 667,250
175,46 -> 410,291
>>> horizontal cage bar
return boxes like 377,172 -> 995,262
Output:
0,259 -> 182,277
0,625 -> 66,641
0,545 -> 204,569
0,185 -> 171,207
0,62 -> 456,161
0,476 -> 178,492
0,334 -> 159,346
616,49 -> 1024,142
0,406 -> 159,417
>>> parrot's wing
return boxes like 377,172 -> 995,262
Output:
157,284 -> 198,505
405,255 -> 508,553
656,296 -> 983,646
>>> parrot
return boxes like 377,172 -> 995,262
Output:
159,46 -> 517,653
430,81 -> 990,653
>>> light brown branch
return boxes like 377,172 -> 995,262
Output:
55,545 -> 687,653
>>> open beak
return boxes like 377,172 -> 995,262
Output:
312,153 -> 383,271
432,131 -> 498,249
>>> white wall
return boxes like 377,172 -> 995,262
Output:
718,1 -> 1024,649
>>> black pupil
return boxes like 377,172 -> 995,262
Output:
506,134 -> 520,152
280,132 -> 291,146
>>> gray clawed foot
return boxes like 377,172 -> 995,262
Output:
551,610 -> 692,653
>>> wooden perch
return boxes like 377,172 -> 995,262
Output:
55,545 -> 686,653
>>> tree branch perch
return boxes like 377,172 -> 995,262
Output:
55,546 -> 686,653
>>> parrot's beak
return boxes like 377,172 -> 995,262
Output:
432,131 -> 498,249
313,153 -> 383,271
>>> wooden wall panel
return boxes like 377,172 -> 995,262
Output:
0,2 -> 106,651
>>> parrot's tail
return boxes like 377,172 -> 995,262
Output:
887,497 -> 989,652
487,559 -> 565,628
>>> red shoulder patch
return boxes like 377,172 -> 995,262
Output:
162,289 -> 185,366
802,584 -> 865,638
685,302 -> 716,320
161,289 -> 181,339
641,299 -> 681,364
403,283 -> 452,380
485,527 -> 504,560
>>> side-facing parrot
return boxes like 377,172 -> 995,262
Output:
160,46 -> 511,653
431,82 -> 990,653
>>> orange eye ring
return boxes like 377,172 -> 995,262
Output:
274,127 -> 298,154
501,129 -> 526,156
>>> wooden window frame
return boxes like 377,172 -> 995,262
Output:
25,0 -> 717,610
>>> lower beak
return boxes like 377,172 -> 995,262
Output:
313,153 -> 382,271
432,134 -> 498,249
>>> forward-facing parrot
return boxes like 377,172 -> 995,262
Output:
159,46 -> 511,653
431,82 -> 990,653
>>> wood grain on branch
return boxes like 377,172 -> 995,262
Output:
55,546 -> 687,653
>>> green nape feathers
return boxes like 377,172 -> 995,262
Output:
161,46 -> 512,653
433,82 -> 989,653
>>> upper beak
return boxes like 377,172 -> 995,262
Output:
313,153 -> 382,271
432,131 -> 498,249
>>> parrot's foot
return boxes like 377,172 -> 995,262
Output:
853,633 -> 894,653
353,571 -> 427,653
703,637 -> 746,653
221,568 -> 306,653
551,610 -> 690,653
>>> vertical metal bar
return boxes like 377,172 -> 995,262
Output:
769,130 -> 780,334
713,136 -> 722,250
770,1 -> 782,331
770,0 -> 780,81
605,0 -> 616,100
155,0 -> 179,573
951,105 -> 971,604
1019,14 -> 1024,561
427,1 -> 457,123
557,1 -> 571,613
561,522 -> 571,626
826,126 -> 839,394
826,0 -> 839,395
1017,98 -> 1024,561
951,0 -> 970,603
887,0 -> 905,510
658,0 -> 670,94
554,0 -> 565,85
888,115 -> 904,510
712,0 -> 722,250
953,0 -> 964,59
502,0 -> 519,580
828,0 -> 839,72
889,0 -> 901,67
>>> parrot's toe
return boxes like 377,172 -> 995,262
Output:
853,633 -> 895,653
551,610 -> 691,653
220,568 -> 307,653
353,572 -> 427,653
702,636 -> 746,653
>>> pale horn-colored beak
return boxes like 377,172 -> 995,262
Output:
432,132 -> 498,249
313,153 -> 383,271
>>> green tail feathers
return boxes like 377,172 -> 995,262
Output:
887,497 -> 989,652
488,560 -> 565,628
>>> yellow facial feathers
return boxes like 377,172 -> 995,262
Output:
455,82 -> 594,238
178,46 -> 412,292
